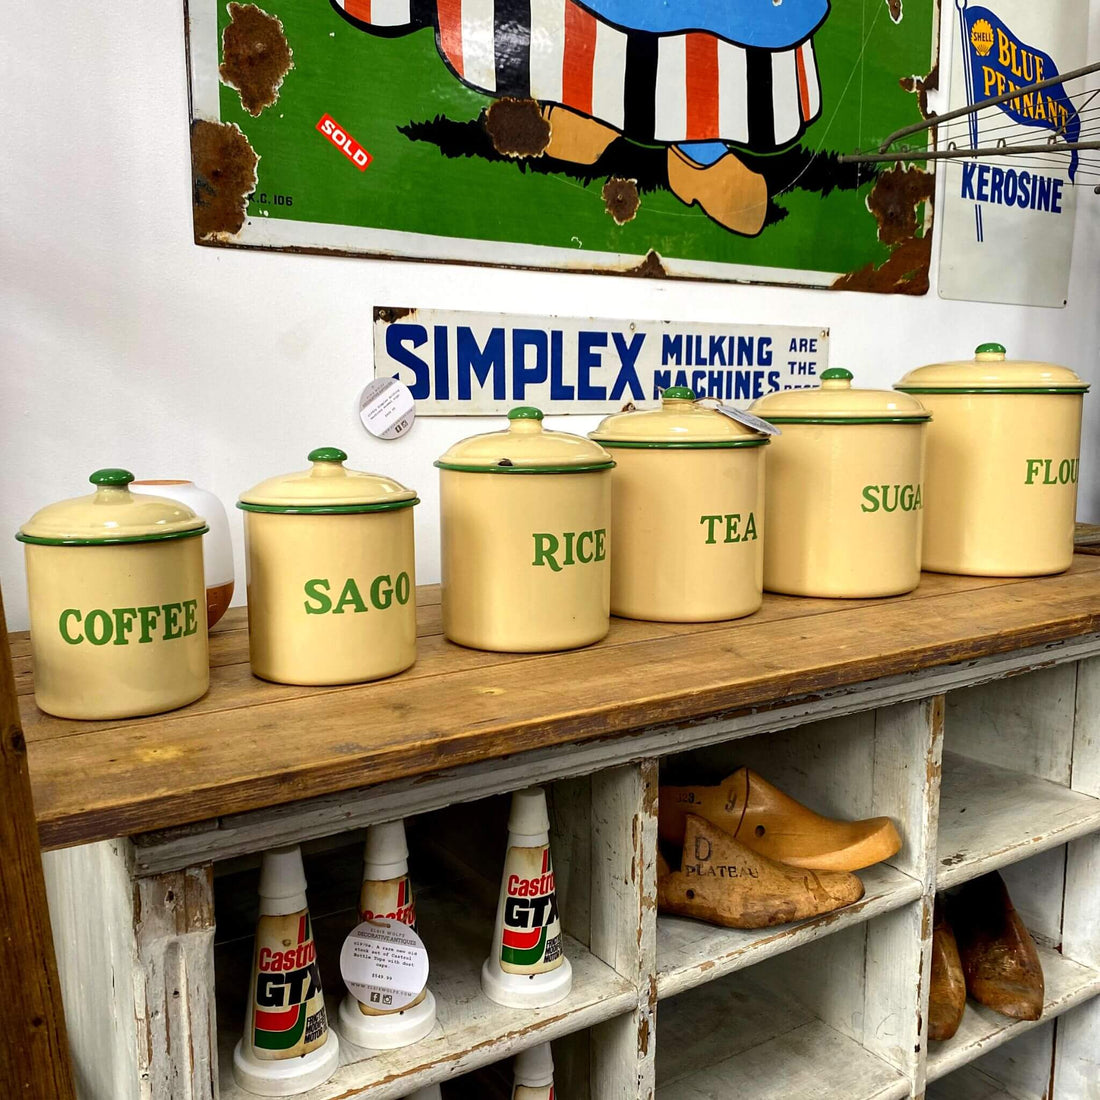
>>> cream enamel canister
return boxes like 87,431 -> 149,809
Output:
895,344 -> 1088,577
239,448 -> 418,685
436,407 -> 613,652
17,469 -> 209,719
590,387 -> 768,621
749,369 -> 930,598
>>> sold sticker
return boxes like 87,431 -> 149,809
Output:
316,114 -> 372,171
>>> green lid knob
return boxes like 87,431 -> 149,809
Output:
89,468 -> 135,488
976,342 -> 1007,356
663,386 -> 696,400
508,407 -> 544,421
308,447 -> 348,463
821,368 -> 853,382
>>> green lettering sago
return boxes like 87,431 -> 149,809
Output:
303,574 -> 412,614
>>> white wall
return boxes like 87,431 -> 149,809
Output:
1,2 -> 1098,630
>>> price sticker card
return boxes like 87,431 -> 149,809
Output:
340,918 -> 429,1011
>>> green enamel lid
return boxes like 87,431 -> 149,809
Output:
239,448 -> 418,513
896,345 -> 1089,394
17,470 -> 208,546
436,408 -> 614,473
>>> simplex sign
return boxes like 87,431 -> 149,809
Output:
373,307 -> 829,414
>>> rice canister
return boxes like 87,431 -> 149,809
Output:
589,387 -> 769,622
16,468 -> 209,719
436,407 -> 613,652
238,448 -> 418,685
749,368 -> 931,598
895,344 -> 1088,576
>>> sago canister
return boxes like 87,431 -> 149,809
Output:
238,447 -> 418,685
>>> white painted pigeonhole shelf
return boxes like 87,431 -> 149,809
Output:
17,565 -> 1100,1099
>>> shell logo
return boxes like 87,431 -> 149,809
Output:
970,19 -> 995,57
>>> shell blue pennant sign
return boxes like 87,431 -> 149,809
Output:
958,0 -> 1080,181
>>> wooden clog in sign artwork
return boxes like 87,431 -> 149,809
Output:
928,896 -> 967,1041
952,872 -> 1045,1022
657,814 -> 865,930
658,767 -> 901,872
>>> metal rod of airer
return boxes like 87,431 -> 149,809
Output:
844,59 -> 1100,157
839,140 -> 1100,165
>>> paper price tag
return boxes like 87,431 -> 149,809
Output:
699,399 -> 781,436
360,378 -> 416,439
340,918 -> 429,1012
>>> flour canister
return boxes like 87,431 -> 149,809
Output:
17,469 -> 209,719
239,448 -> 418,684
436,408 -> 613,652
895,344 -> 1088,576
749,369 -> 930,597
590,387 -> 769,621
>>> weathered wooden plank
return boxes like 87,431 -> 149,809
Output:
936,751 -> 1100,889
23,566 -> 1100,852
0,589 -> 76,1100
123,633 -> 1100,875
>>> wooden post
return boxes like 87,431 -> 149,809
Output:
0,588 -> 76,1098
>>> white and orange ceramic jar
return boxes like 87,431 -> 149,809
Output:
896,344 -> 1088,577
750,369 -> 930,598
17,468 -> 209,719
436,407 -> 613,652
590,387 -> 769,622
239,448 -> 418,685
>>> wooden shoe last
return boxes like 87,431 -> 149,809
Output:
657,814 -> 865,929
952,872 -> 1044,1022
928,897 -> 967,1040
659,768 -> 902,872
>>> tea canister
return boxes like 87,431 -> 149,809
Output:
436,407 -> 613,652
895,344 -> 1089,576
749,369 -> 931,598
590,387 -> 769,622
238,448 -> 418,685
16,469 -> 209,719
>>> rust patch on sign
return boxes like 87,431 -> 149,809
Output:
832,165 -> 934,295
626,249 -> 667,278
900,59 -> 941,119
191,120 -> 259,241
374,306 -> 415,323
885,0 -> 903,22
220,3 -> 293,117
603,177 -> 640,224
484,98 -> 550,158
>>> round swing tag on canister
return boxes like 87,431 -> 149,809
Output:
238,448 -> 418,685
895,344 -> 1088,576
436,408 -> 613,652
590,387 -> 769,622
17,469 -> 210,719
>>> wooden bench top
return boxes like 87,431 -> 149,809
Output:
14,557 -> 1100,851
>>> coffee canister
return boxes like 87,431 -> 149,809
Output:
749,369 -> 930,598
239,448 -> 418,685
436,407 -> 613,652
17,469 -> 209,719
895,344 -> 1088,576
590,387 -> 769,622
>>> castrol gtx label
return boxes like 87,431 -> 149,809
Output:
250,909 -> 329,1059
360,874 -> 417,932
500,846 -> 564,975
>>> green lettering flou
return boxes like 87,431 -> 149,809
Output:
58,600 -> 200,645
1025,458 -> 1079,486
303,573 -> 412,614
532,530 -> 607,572
700,513 -> 758,544
861,484 -> 923,513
